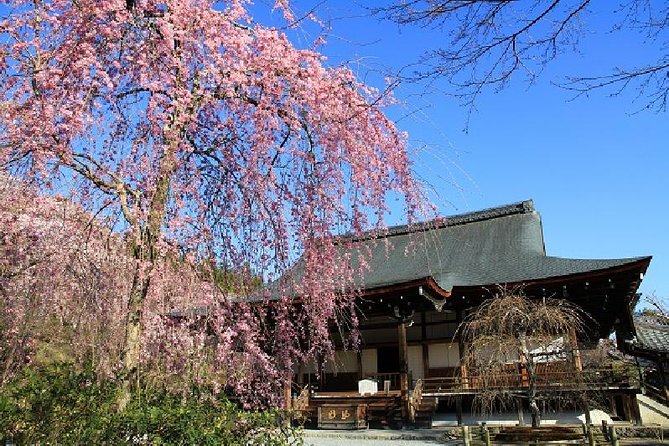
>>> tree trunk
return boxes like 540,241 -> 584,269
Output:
529,398 -> 541,427
115,150 -> 176,411
520,336 -> 540,427
116,261 -> 153,411
527,360 -> 540,427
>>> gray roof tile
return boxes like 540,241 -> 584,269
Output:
348,200 -> 647,291
634,320 -> 669,353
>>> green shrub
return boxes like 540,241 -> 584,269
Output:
0,364 -> 302,445
0,363 -> 114,443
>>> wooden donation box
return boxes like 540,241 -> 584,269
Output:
317,404 -> 367,429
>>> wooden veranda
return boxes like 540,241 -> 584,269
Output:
291,360 -> 642,428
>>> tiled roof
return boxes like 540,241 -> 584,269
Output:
345,200 -> 647,292
633,320 -> 669,354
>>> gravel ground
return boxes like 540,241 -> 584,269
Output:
302,436 -> 669,446
301,429 -> 669,445
302,429 -> 456,446
303,438 -> 448,446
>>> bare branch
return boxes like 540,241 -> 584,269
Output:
458,287 -> 591,425
374,0 -> 669,114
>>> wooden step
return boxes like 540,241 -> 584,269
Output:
412,396 -> 437,428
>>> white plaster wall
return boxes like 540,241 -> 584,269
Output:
324,350 -> 358,374
408,345 -> 424,380
428,342 -> 460,368
361,348 -> 377,376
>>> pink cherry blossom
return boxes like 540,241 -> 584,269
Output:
0,0 -> 428,407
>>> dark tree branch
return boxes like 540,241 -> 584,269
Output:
374,0 -> 669,115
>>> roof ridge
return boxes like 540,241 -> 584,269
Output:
337,200 -> 535,243
384,199 -> 535,236
635,317 -> 669,328
439,199 -> 534,227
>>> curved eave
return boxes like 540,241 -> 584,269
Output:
449,256 -> 650,340
358,257 -> 650,300
360,276 -> 451,300
625,345 -> 669,361
450,256 -> 651,294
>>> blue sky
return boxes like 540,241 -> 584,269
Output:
259,2 -> 668,302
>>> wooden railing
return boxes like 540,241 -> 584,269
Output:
643,368 -> 669,405
293,385 -> 310,411
421,366 -> 638,395
363,372 -> 405,391
409,379 -> 424,423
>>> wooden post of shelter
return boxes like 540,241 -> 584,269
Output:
608,395 -> 618,419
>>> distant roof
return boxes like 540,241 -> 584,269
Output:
348,200 -> 649,293
632,319 -> 669,355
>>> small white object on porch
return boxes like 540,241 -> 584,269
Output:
358,378 -> 378,395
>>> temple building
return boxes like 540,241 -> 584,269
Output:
291,200 -> 651,428
622,315 -> 669,407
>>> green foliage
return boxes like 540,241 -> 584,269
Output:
197,259 -> 264,294
0,364 -> 302,445
0,363 -> 113,443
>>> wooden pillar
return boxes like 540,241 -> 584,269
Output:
422,344 -> 430,380
517,398 -> 526,426
625,394 -> 642,425
462,426 -> 471,446
456,395 -> 463,426
632,394 -> 642,425
457,309 -> 468,389
422,308 -> 430,378
398,321 -> 410,422
297,364 -> 304,388
570,327 -> 589,425
608,395 -> 617,418
657,360 -> 669,402
582,394 -> 592,426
